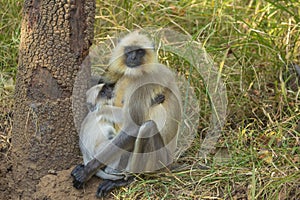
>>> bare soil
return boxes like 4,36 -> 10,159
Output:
34,166 -> 113,200
0,160 -> 115,200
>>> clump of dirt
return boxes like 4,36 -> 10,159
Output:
34,166 -> 114,200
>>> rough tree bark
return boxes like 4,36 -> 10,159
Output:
11,0 -> 95,199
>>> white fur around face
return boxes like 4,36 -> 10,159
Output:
108,31 -> 157,76
117,31 -> 154,52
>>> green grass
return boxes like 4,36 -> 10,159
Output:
1,0 -> 300,199
0,0 -> 21,75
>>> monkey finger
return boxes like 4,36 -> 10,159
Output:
73,179 -> 84,189
152,94 -> 165,105
96,180 -> 113,198
96,177 -> 134,198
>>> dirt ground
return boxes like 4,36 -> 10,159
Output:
34,166 -> 115,200
0,159 -> 116,200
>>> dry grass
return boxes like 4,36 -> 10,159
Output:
1,0 -> 299,199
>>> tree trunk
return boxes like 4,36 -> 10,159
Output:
11,0 -> 95,199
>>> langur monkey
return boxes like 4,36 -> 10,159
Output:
79,83 -> 124,181
72,31 -> 182,198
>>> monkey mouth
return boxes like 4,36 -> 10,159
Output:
126,61 -> 143,68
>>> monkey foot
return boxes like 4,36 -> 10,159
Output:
71,164 -> 86,189
96,177 -> 134,198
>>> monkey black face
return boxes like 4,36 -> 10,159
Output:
99,84 -> 114,99
124,46 -> 146,68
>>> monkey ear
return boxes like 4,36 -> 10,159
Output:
97,83 -> 105,88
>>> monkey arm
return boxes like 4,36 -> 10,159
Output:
71,124 -> 138,188
71,158 -> 106,189
96,105 -> 124,124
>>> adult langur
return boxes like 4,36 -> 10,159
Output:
72,31 -> 182,197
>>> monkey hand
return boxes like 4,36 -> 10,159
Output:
152,94 -> 165,105
71,164 -> 88,189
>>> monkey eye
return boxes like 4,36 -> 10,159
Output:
124,46 -> 145,56
100,90 -> 106,96
136,49 -> 145,56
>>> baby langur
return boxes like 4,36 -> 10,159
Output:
78,82 -> 166,182
72,31 -> 181,198
79,83 -> 125,180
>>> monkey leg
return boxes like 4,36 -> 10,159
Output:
129,120 -> 172,172
134,120 -> 165,153
96,177 -> 134,198
95,120 -> 171,197
71,121 -> 171,191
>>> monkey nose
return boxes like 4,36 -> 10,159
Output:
107,92 -> 113,99
128,51 -> 137,60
